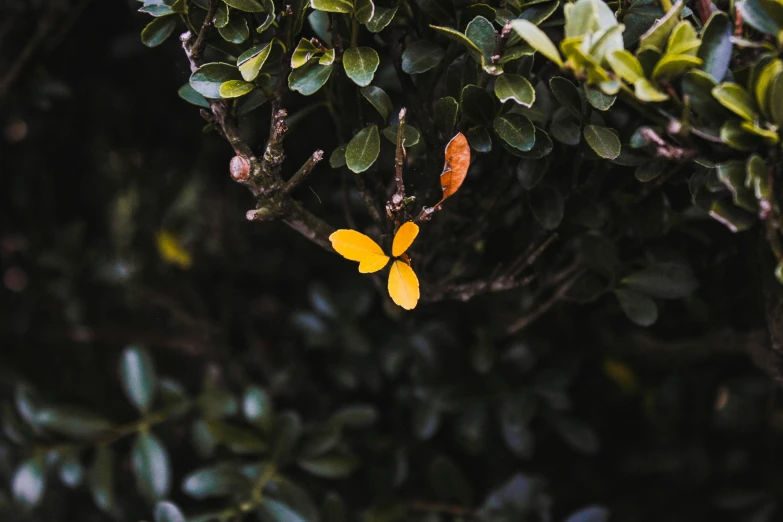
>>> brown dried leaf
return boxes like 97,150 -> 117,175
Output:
439,133 -> 470,203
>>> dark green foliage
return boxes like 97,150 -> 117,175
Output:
4,0 -> 783,521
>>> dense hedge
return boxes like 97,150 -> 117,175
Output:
3,0 -> 783,521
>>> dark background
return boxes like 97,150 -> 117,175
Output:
2,1 -> 783,521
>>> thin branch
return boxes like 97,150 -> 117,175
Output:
506,263 -> 585,335
191,0 -> 219,61
284,150 -> 324,194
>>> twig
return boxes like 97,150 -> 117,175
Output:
284,150 -> 324,194
386,108 -> 408,224
637,126 -> 698,161
191,0 -> 219,61
506,263 -> 585,335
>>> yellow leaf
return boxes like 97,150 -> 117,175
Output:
156,230 -> 192,269
392,222 -> 419,257
329,229 -> 390,273
602,358 -> 638,393
387,259 -> 419,310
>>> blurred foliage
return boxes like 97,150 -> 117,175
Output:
3,0 -> 783,521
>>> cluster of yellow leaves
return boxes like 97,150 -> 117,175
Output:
330,222 -> 420,310
330,133 -> 471,310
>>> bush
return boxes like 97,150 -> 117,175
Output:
2,0 -> 783,520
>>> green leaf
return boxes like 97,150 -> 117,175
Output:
140,4 -> 176,17
190,62 -> 242,99
585,85 -> 615,110
218,15 -> 249,43
712,83 -> 757,121
434,96 -> 459,136
402,40 -> 445,74
355,0 -> 374,23
549,76 -> 582,120
720,119 -> 761,150
606,49 -> 644,83
288,58 -> 333,96
564,506 -> 610,522
638,0 -> 684,52
319,48 -> 336,65
311,0 -> 353,13
634,78 -> 669,102
564,0 -> 620,39
769,71 -> 783,129
183,464 -> 250,499
34,407 -> 113,438
219,80 -> 256,98
343,47 -> 380,87
709,200 -> 756,232
207,420 -> 268,454
240,43 -> 275,81
330,404 -> 379,428
465,16 -> 496,62
298,449 -> 360,478
494,113 -> 536,151
271,411 -> 303,462
141,16 -> 177,47
154,501 -> 187,522
499,393 -> 536,458
13,457 -> 46,509
276,479 -> 320,522
528,185 -> 564,230
550,109 -> 581,146
178,83 -> 211,108
243,386 -> 274,432
651,54 -> 702,82
737,0 -> 783,39
635,159 -> 667,182
237,88 -> 269,115
622,262 -> 698,299
224,0 -> 265,11
360,86 -> 393,120
698,13 -> 732,82
583,125 -> 621,159
466,126 -> 493,152
120,345 -> 157,414
615,288 -> 658,326
717,161 -> 757,211
622,0 -> 663,46
755,59 -> 783,117
517,157 -> 548,189
58,450 -> 85,488
366,5 -> 397,32
382,125 -> 420,146
291,39 -> 321,69
461,84 -> 496,126
429,455 -> 474,506
300,422 -> 343,458
132,431 -> 171,501
494,74 -> 535,107
259,499 -> 309,522
430,25 -> 483,57
345,125 -> 381,173
330,145 -> 347,168
509,19 -> 563,67
215,3 -> 229,27
88,444 -> 115,513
